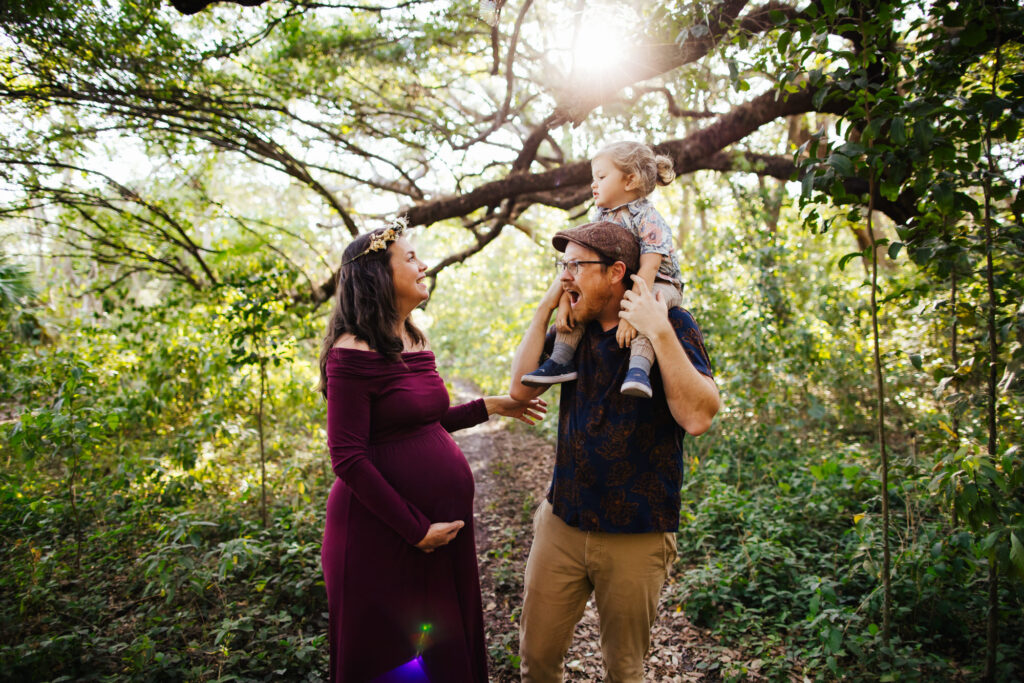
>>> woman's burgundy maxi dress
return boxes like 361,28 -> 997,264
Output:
322,348 -> 489,683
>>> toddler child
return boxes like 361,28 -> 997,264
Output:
521,141 -> 684,398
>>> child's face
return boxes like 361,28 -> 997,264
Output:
591,155 -> 640,210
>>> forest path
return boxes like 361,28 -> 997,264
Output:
450,381 -> 752,682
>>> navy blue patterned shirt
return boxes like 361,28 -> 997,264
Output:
544,308 -> 714,533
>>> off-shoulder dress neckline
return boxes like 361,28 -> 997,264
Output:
329,347 -> 432,356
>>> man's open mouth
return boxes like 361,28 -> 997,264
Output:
566,289 -> 581,307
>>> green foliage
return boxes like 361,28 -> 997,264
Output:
0,255 -> 46,397
673,431 -> 1024,681
930,440 -> 1024,582
781,0 -> 1024,673
0,481 -> 328,681
0,256 -> 34,311
0,257 -> 328,681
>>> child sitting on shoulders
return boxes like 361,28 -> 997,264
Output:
522,141 -> 684,398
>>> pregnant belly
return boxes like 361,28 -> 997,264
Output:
370,424 -> 474,520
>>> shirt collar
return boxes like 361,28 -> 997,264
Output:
596,196 -> 649,216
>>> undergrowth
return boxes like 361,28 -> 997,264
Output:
0,469 -> 329,682
669,427 -> 1024,682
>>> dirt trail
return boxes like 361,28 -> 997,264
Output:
451,385 -> 747,682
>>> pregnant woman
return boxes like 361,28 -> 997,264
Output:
317,219 -> 545,682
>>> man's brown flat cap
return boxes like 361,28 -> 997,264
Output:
552,221 -> 639,272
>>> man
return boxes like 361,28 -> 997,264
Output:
509,221 -> 720,682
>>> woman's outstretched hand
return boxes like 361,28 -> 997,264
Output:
484,395 -> 548,425
416,520 -> 464,553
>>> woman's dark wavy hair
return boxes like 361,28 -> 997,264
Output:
317,228 -> 426,396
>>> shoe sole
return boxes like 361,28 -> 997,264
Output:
620,381 -> 652,398
521,372 -> 578,386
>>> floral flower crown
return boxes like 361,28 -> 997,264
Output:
342,216 -> 408,265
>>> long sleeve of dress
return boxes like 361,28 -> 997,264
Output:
326,368 -> 431,547
440,398 -> 488,433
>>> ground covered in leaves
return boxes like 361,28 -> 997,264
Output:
454,416 -> 755,682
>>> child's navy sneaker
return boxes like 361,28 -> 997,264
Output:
620,367 -> 653,398
521,359 -> 578,386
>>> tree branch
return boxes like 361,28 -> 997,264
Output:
400,83 -> 834,228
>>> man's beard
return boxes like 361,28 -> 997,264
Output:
569,285 -> 613,326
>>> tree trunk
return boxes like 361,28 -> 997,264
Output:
868,187 -> 892,649
258,355 -> 268,529
981,41 -> 1002,682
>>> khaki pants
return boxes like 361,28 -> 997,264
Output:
519,500 -> 678,683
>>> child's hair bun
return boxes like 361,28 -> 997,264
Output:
654,153 -> 676,186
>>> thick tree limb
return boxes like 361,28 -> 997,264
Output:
704,151 -> 917,223
737,1 -> 802,34
400,84 -> 832,228
171,0 -> 265,14
170,0 -> 426,13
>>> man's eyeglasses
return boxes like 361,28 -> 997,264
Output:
556,259 -> 609,276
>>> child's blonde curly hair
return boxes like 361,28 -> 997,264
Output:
593,141 -> 676,197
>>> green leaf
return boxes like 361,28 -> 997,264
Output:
887,242 -> 903,259
778,31 -> 791,56
827,153 -> 855,177
933,144 -> 956,163
880,176 -> 901,201
838,250 -> 864,271
1002,117 -> 1020,142
933,183 -> 954,213
909,353 -> 923,371
829,626 -> 842,652
914,118 -> 936,147
1011,533 -> 1024,578
837,142 -> 866,157
981,530 -> 1001,552
889,116 -> 906,144
812,85 -> 830,110
801,169 -> 816,198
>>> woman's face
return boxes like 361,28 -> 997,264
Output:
389,236 -> 429,310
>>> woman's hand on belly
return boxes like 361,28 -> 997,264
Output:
415,520 -> 464,553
